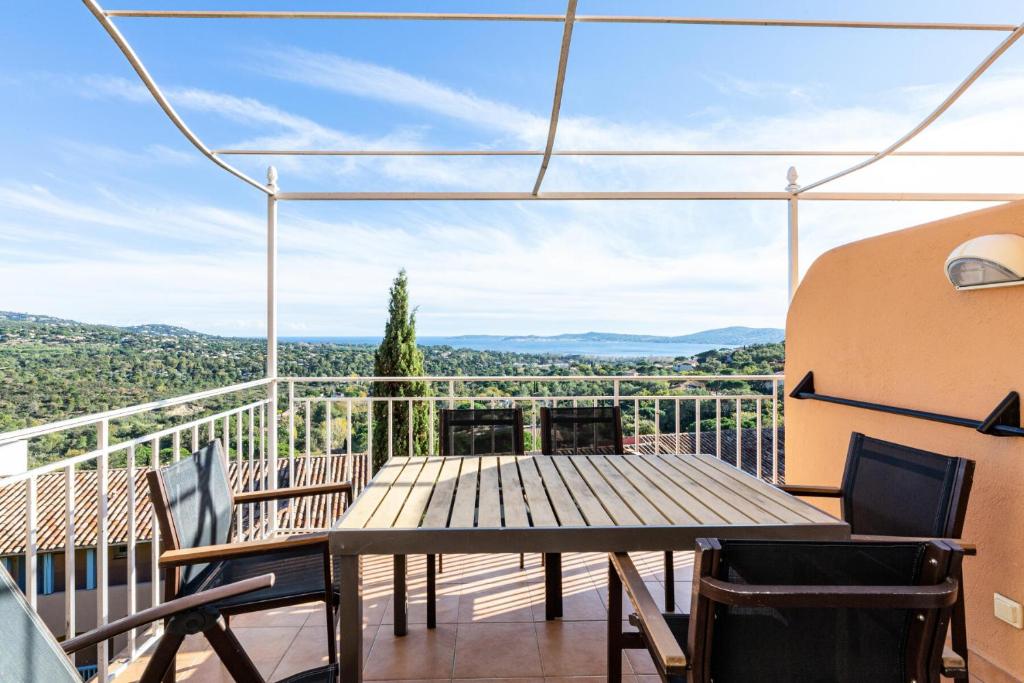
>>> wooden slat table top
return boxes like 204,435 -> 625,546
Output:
331,453 -> 849,555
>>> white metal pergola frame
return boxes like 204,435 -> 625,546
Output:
81,0 -> 1024,522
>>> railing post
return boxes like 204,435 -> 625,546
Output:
25,475 -> 37,611
613,379 -> 620,407
266,167 -> 279,533
772,377 -> 780,484
787,166 -> 800,302
64,463 -> 76,646
288,380 -> 295,490
150,436 -> 162,611
126,443 -> 137,658
96,418 -> 110,680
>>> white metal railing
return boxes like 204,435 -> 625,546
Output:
0,372 -> 781,678
281,374 -> 783,508
0,380 -> 282,681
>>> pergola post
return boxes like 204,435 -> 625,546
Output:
786,166 -> 799,302
266,166 -> 279,529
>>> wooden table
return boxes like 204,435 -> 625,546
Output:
330,453 -> 848,683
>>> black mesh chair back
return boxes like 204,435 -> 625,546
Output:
691,539 -> 958,683
540,406 -> 623,455
842,433 -> 974,538
439,408 -> 525,456
0,563 -> 80,682
151,441 -> 234,586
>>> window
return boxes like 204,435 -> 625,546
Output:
1,556 -> 26,591
84,549 -> 96,590
40,553 -> 55,595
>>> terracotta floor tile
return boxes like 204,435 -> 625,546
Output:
535,620 -> 629,678
229,603 -> 319,628
270,625 -> 334,680
364,623 -> 458,680
453,622 -> 543,679
531,586 -> 607,622
458,580 -> 539,623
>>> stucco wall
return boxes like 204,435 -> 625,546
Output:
785,200 -> 1024,680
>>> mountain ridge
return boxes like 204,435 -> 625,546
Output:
0,312 -> 783,346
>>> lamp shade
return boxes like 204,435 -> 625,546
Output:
945,234 -> 1024,289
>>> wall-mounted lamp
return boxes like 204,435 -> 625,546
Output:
945,234 -> 1024,290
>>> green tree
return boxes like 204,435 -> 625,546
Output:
371,270 -> 429,468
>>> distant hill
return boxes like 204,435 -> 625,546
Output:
452,327 -> 784,346
0,311 -> 206,339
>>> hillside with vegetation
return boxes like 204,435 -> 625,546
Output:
0,312 -> 784,467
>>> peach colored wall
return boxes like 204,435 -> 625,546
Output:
785,200 -> 1024,680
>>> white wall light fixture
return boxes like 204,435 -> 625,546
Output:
945,234 -> 1024,290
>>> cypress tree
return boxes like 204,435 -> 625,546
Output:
371,270 -> 429,469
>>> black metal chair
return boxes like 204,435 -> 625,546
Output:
0,564 -> 335,682
538,405 -> 686,618
540,405 -> 623,455
147,441 -> 351,677
780,432 -> 975,678
608,538 -> 965,683
440,407 -> 525,457
437,406 -> 527,580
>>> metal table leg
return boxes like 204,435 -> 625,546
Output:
393,554 -> 408,636
338,554 -> 363,683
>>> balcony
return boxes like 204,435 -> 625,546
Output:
0,374 -> 779,681
7,3 -> 1024,681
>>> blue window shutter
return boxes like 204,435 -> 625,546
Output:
41,553 -> 54,595
85,549 -> 96,590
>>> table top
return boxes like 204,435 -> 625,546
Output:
329,453 -> 848,555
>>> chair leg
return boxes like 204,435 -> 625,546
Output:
544,553 -> 563,620
519,553 -> 525,570
438,553 -> 443,574
204,618 -> 266,682
664,551 -> 675,612
949,567 -> 970,679
139,631 -> 186,683
607,558 -> 623,683
426,553 -> 437,629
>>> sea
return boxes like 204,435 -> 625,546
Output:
281,336 -> 732,359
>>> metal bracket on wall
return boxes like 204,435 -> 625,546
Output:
789,371 -> 1024,438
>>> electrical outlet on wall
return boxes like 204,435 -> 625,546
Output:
994,593 -> 1023,629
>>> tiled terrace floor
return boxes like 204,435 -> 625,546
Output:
115,550 -> 693,682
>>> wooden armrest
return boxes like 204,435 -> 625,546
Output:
159,532 -> 327,568
849,534 -> 976,556
778,484 -> 843,498
234,481 -> 352,504
62,573 -> 275,654
699,576 -> 958,609
941,646 -> 967,675
609,552 -> 687,674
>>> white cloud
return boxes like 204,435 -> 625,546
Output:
11,54 -> 1024,336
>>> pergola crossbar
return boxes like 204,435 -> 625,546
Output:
103,10 -> 1020,32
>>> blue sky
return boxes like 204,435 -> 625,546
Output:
3,2 -> 1024,336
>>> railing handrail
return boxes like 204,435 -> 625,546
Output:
0,378 -> 272,446
284,373 -> 781,383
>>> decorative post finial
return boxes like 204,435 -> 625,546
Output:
267,165 -> 278,192
786,166 -> 799,193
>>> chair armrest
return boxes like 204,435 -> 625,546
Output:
61,573 -> 275,654
609,552 -> 687,674
699,576 -> 958,609
849,534 -> 976,556
159,533 -> 327,568
777,484 -> 843,498
234,481 -> 352,505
